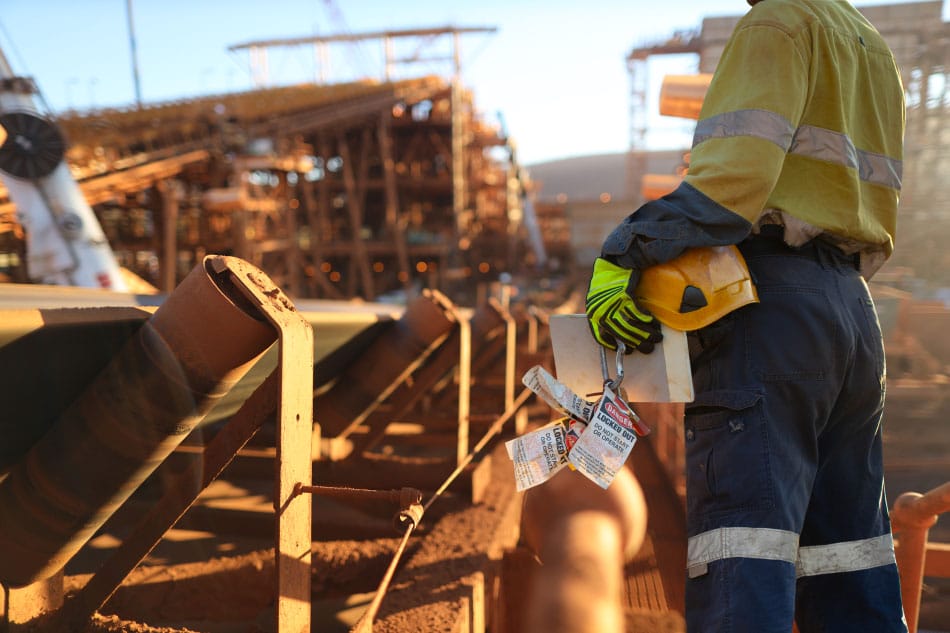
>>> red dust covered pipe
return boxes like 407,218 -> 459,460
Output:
520,465 -> 648,633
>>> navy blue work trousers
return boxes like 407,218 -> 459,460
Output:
683,229 -> 907,632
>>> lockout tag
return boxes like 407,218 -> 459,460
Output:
521,365 -> 595,422
567,386 -> 639,489
505,418 -> 571,491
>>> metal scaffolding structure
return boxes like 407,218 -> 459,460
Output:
0,71 -> 538,304
0,25 -> 583,307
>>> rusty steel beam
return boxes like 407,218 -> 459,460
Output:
337,130 -> 375,299
157,179 -> 181,294
62,371 -> 280,627
417,301 -> 510,432
377,111 -> 411,292
350,299 -> 515,461
229,26 -> 497,51
314,289 -> 457,457
61,257 -> 315,632
0,149 -> 211,217
79,149 -> 210,206
0,256 -> 276,587
216,256 -> 314,633
247,85 -> 439,143
339,303 -> 478,457
351,306 -> 472,457
456,315 -> 472,467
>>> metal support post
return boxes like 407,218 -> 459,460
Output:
215,257 -> 314,633
158,179 -> 181,293
456,316 -> 471,466
504,310 -> 516,413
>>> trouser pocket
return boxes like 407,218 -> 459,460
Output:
685,389 -> 772,527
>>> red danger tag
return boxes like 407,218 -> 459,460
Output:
567,386 -> 638,489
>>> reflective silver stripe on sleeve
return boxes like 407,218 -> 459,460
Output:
687,527 -> 800,569
693,109 -> 796,152
693,111 -> 903,191
791,125 -> 902,190
796,533 -> 897,578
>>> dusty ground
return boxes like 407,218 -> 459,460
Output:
72,540 -> 401,633
58,441 -> 516,633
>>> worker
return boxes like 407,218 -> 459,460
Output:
585,0 -> 907,631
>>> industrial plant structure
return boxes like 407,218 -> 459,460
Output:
0,5 -> 947,633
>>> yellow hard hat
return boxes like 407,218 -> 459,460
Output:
634,245 -> 758,331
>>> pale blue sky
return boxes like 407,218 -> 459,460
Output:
0,0 -> 939,164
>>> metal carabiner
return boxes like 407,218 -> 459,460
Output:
599,342 -> 626,391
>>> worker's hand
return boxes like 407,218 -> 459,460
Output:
586,258 -> 662,353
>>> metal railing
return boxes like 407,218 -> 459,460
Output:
891,481 -> 950,633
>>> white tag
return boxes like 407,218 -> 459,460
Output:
505,419 -> 571,491
567,386 -> 638,489
521,365 -> 595,421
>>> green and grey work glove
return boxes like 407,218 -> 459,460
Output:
586,258 -> 663,353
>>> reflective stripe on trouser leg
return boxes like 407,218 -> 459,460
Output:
687,527 -> 798,577
685,528 -> 904,633
684,237 -> 906,633
688,527 -> 897,577
686,526 -> 799,632
797,533 -> 897,576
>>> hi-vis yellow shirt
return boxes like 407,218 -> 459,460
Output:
684,0 -> 905,257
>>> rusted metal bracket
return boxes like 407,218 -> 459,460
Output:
456,313 -> 471,466
215,256 -> 314,633
294,484 -> 423,533
57,256 -> 313,633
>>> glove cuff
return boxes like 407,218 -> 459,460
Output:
601,221 -> 642,269
623,266 -> 641,298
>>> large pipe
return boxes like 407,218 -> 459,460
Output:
0,256 -> 276,586
520,466 -> 648,633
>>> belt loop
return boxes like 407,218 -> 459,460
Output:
814,241 -> 831,270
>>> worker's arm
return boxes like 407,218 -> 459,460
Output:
599,181 -> 752,270
606,16 -> 810,269
588,10 -> 809,349
586,183 -> 746,352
